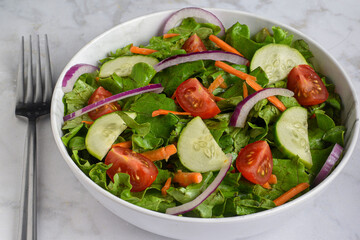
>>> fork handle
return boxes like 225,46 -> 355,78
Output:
19,119 -> 37,240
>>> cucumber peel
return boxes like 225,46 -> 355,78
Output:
250,43 -> 307,84
177,117 -> 228,172
85,112 -> 136,160
274,106 -> 312,168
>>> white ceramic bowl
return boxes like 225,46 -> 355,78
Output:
51,9 -> 359,240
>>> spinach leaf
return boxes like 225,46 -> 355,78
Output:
310,145 -> 334,176
323,126 -> 346,146
153,60 -> 206,96
225,22 -> 265,60
315,112 -> 335,131
254,158 -> 309,200
130,62 -> 157,87
127,93 -> 179,151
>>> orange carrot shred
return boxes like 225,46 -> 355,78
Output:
268,174 -> 277,185
243,82 -> 248,98
273,182 -> 310,206
208,75 -> 225,93
130,46 -> 157,55
262,182 -> 271,189
215,61 -> 256,82
209,35 -> 244,57
161,177 -> 172,196
219,81 -> 228,89
112,140 -> 132,149
173,170 -> 203,187
213,96 -> 225,102
152,109 -> 192,117
163,33 -> 180,39
81,121 -> 94,125
215,61 -> 286,112
140,144 -> 177,162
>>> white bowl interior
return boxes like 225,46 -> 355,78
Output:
51,9 -> 359,240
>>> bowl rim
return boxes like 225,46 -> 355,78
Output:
51,7 -> 360,223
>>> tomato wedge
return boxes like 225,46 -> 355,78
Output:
105,146 -> 158,192
287,64 -> 329,106
182,34 -> 207,53
236,141 -> 273,185
175,78 -> 221,119
88,86 -> 121,120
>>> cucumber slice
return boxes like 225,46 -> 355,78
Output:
85,112 -> 136,160
250,44 -> 307,84
99,56 -> 159,78
274,106 -> 312,168
177,117 -> 228,172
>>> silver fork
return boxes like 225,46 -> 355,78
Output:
16,35 -> 53,240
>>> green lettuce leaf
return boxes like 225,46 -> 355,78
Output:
63,77 -> 96,115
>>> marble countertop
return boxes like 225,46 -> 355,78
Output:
1,0 -> 360,239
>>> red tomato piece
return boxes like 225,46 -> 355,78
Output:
236,141 -> 273,185
175,78 -> 221,119
182,34 -> 207,53
105,146 -> 158,192
287,64 -> 329,106
88,86 -> 121,120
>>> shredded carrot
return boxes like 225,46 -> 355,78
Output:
130,46 -> 157,55
163,33 -> 180,39
209,35 -> 244,57
213,96 -> 225,102
112,140 -> 132,149
161,177 -> 172,196
273,182 -> 310,206
152,109 -> 192,117
173,170 -> 203,187
215,61 -> 286,112
215,61 -> 256,81
268,174 -> 277,185
219,81 -> 228,89
140,144 -> 177,162
208,75 -> 225,93
262,175 -> 277,189
262,182 -> 271,189
243,82 -> 248,98
81,121 -> 94,125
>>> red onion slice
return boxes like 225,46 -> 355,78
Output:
162,7 -> 225,37
154,51 -> 249,72
166,154 -> 232,215
62,64 -> 98,93
312,143 -> 343,187
230,88 -> 294,128
63,84 -> 164,121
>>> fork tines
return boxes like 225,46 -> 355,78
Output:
16,35 -> 53,119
